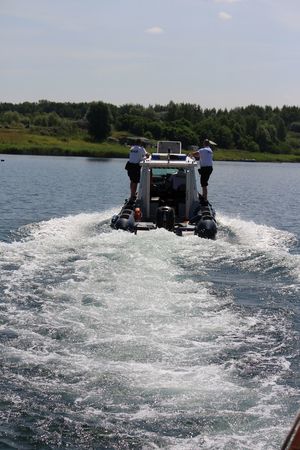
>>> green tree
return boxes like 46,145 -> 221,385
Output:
86,102 -> 112,141
289,122 -> 300,133
145,121 -> 164,139
281,105 -> 300,125
129,117 -> 146,136
232,123 -> 245,148
271,115 -> 286,140
166,124 -> 198,148
33,113 -> 48,127
194,117 -> 217,142
239,136 -> 259,152
255,123 -> 273,151
48,111 -> 61,127
245,114 -> 258,138
2,111 -> 20,125
216,125 -> 233,149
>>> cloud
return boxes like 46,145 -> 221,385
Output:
145,26 -> 164,35
218,11 -> 232,20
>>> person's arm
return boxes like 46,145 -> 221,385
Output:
189,150 -> 199,159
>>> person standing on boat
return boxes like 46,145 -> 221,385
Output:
125,139 -> 149,200
190,139 -> 214,203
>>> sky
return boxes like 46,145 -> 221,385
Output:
1,0 -> 300,109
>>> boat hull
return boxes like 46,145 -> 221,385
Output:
111,198 -> 217,239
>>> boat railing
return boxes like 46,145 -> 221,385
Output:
281,411 -> 300,450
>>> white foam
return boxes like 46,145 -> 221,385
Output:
213,214 -> 300,285
0,212 -> 298,449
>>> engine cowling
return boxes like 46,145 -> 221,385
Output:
156,206 -> 175,231
195,217 -> 217,239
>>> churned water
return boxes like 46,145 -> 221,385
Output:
0,155 -> 299,449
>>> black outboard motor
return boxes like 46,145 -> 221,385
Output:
156,206 -> 175,231
196,216 -> 217,239
191,204 -> 217,239
112,208 -> 136,232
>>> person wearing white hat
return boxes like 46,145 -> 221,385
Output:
125,139 -> 149,200
190,138 -> 214,203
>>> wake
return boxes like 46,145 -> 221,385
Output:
0,211 -> 299,449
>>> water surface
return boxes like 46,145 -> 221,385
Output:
0,155 -> 299,449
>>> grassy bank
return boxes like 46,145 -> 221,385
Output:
0,128 -> 129,158
1,128 -> 300,162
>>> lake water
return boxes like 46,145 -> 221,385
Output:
0,155 -> 299,450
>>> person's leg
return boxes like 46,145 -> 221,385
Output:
130,181 -> 137,197
128,164 -> 139,198
199,169 -> 208,200
130,166 -> 141,198
200,167 -> 212,201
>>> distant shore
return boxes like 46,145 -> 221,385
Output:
1,128 -> 300,162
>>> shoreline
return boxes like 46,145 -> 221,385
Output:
0,129 -> 299,163
1,147 -> 300,163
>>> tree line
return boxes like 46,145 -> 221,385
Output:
1,100 -> 300,152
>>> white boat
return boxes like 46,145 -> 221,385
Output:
111,141 -> 217,239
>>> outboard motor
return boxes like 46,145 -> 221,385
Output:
156,206 -> 175,231
195,216 -> 217,239
191,204 -> 217,239
113,208 -> 136,231
111,214 -> 119,226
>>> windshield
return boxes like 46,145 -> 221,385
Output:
152,168 -> 184,176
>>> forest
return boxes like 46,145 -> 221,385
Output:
1,100 -> 300,154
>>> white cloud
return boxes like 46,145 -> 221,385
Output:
218,11 -> 232,20
145,26 -> 164,35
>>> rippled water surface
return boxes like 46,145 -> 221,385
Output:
0,155 -> 299,449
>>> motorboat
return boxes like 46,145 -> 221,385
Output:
111,141 -> 217,239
